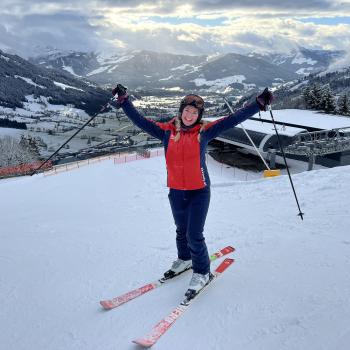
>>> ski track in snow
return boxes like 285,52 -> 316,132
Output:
0,155 -> 350,350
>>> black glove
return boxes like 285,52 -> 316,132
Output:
112,84 -> 128,109
112,84 -> 128,97
256,88 -> 274,111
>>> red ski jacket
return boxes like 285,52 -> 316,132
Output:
121,98 -> 260,190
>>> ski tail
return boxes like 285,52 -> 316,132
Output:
210,245 -> 234,261
132,258 -> 235,348
100,245 -> 234,310
100,282 -> 159,309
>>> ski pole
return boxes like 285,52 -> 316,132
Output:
30,98 -> 114,176
223,97 -> 271,170
268,106 -> 304,220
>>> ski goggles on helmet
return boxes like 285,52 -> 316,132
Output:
180,94 -> 204,110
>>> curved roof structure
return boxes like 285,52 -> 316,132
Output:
204,109 -> 350,152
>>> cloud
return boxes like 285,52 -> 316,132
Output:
0,0 -> 349,60
328,49 -> 350,71
190,0 -> 345,11
0,11 -> 108,57
1,0 -> 349,18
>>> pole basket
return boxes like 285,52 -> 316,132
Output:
263,169 -> 281,178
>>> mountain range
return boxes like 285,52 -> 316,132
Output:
233,66 -> 350,112
30,48 -> 345,96
0,47 -> 347,116
274,67 -> 350,110
0,50 -> 110,115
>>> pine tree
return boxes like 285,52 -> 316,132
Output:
309,84 -> 323,110
320,84 -> 336,113
19,135 -> 40,158
28,136 -> 40,157
338,93 -> 350,116
303,86 -> 313,109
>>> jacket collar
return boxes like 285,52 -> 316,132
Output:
181,123 -> 202,133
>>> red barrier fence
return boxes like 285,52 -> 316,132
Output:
114,148 -> 164,165
0,161 -> 53,178
0,148 -> 164,179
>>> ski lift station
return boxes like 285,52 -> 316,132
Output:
204,109 -> 350,170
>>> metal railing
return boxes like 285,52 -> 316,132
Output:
283,126 -> 350,156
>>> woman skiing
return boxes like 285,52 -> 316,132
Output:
112,84 -> 273,299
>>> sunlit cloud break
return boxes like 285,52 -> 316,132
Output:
0,0 -> 349,58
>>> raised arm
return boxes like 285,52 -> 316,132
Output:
202,100 -> 260,141
113,84 -> 165,141
202,88 -> 273,141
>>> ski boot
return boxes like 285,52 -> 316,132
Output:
185,272 -> 213,300
163,259 -> 192,280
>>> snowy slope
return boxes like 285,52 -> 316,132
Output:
1,154 -> 350,350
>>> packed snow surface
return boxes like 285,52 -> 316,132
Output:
1,54 -> 10,62
205,109 -> 350,132
14,75 -> 47,89
1,154 -> 350,350
62,65 -> 80,77
292,54 -> 317,66
0,95 -> 89,118
53,81 -> 84,92
170,64 -> 192,71
271,109 -> 350,129
87,66 -> 111,76
193,75 -> 246,88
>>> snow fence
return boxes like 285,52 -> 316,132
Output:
43,148 -> 164,176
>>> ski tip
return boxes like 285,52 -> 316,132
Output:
215,258 -> 235,273
100,300 -> 113,310
132,338 -> 155,348
224,258 -> 235,265
211,245 -> 235,260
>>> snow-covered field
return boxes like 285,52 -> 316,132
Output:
0,95 -> 90,118
0,127 -> 24,138
269,109 -> 350,129
193,75 -> 246,89
205,109 -> 350,134
1,153 -> 350,350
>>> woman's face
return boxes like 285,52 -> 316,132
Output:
181,105 -> 199,126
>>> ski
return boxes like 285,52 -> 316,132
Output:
132,258 -> 235,348
100,245 -> 234,310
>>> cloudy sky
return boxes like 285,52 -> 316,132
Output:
0,0 -> 350,58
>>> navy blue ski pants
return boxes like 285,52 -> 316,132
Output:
168,186 -> 210,275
